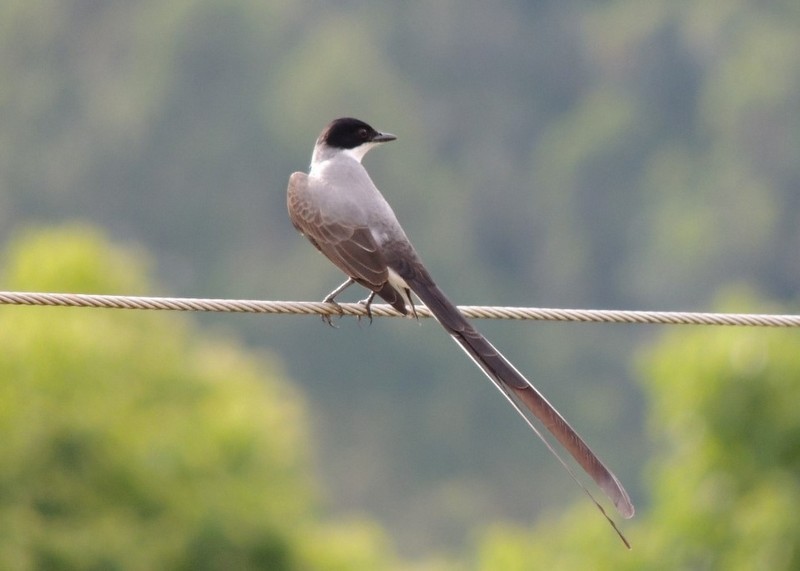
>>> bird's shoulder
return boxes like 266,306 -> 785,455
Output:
287,171 -> 308,196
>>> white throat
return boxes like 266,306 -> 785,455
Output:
343,142 -> 379,163
311,142 -> 379,169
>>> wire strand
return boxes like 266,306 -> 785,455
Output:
0,291 -> 798,327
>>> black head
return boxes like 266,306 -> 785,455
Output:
318,117 -> 396,150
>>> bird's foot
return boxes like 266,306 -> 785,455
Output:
321,296 -> 345,328
357,291 -> 377,325
320,278 -> 356,327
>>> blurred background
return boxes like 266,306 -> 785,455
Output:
1,0 -> 799,568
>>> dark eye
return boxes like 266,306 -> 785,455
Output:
358,128 -> 369,139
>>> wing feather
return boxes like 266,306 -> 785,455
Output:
288,172 -> 389,289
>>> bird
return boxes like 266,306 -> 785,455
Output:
287,117 -> 634,539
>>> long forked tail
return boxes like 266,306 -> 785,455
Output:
407,277 -> 635,526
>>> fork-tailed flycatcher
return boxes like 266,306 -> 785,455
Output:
287,117 -> 634,540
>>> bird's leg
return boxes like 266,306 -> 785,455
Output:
357,291 -> 377,325
323,277 -> 356,303
321,277 -> 355,327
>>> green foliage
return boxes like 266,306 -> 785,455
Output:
0,226 -> 403,570
642,300 -> 800,569
475,296 -> 800,569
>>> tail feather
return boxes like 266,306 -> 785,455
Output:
408,277 -> 634,520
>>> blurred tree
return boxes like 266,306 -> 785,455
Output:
475,295 -> 800,569
0,225 -> 405,570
